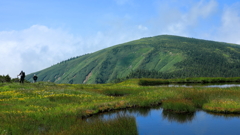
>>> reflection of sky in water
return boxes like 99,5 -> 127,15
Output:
90,108 -> 240,135
163,84 -> 240,88
205,84 -> 240,88
137,110 -> 240,135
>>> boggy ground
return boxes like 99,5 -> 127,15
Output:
0,78 -> 240,134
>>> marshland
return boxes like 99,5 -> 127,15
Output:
1,77 -> 240,134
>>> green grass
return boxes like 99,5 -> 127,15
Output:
1,79 -> 240,134
139,77 -> 240,85
162,99 -> 196,113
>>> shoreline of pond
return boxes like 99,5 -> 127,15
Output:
83,102 -> 240,119
139,77 -> 240,86
82,83 -> 240,119
87,107 -> 240,135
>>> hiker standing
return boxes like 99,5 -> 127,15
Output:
18,71 -> 25,84
33,74 -> 38,83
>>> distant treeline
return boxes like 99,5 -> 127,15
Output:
0,75 -> 11,83
58,56 -> 81,64
0,75 -> 14,83
54,53 -> 92,66
113,68 -> 240,83
0,75 -> 29,83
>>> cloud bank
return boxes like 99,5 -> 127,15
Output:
1,0 -> 240,78
0,25 -> 83,77
0,25 -> 145,77
151,0 -> 218,37
215,2 -> 240,44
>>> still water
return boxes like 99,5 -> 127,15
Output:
90,107 -> 240,135
163,83 -> 240,88
88,84 -> 240,135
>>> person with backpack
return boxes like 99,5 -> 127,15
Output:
18,71 -> 25,84
33,74 -> 38,83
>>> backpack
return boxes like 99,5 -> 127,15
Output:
22,72 -> 25,78
33,76 -> 38,80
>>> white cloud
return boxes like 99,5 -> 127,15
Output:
152,0 -> 240,45
138,25 -> 148,31
190,0 -> 218,18
162,0 -> 240,45
152,0 -> 218,37
214,3 -> 240,44
0,24 -> 148,78
2,1 -> 240,79
0,25 -> 83,77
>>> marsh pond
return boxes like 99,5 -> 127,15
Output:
88,106 -> 240,135
87,84 -> 240,135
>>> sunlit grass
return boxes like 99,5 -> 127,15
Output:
1,79 -> 240,134
58,115 -> 138,135
203,98 -> 240,113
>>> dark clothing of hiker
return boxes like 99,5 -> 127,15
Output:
18,71 -> 25,84
33,74 -> 38,83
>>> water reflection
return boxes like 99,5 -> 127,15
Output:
124,107 -> 152,117
161,83 -> 240,88
205,84 -> 240,88
206,111 -> 240,118
162,110 -> 195,123
86,114 -> 138,135
126,106 -> 162,117
89,107 -> 240,135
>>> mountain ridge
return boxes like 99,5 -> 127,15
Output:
26,35 -> 240,84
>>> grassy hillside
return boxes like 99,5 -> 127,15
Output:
26,35 -> 240,84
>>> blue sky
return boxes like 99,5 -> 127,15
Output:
1,0 -> 240,77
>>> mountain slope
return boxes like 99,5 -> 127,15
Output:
26,35 -> 240,84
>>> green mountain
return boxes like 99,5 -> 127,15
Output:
26,35 -> 240,84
